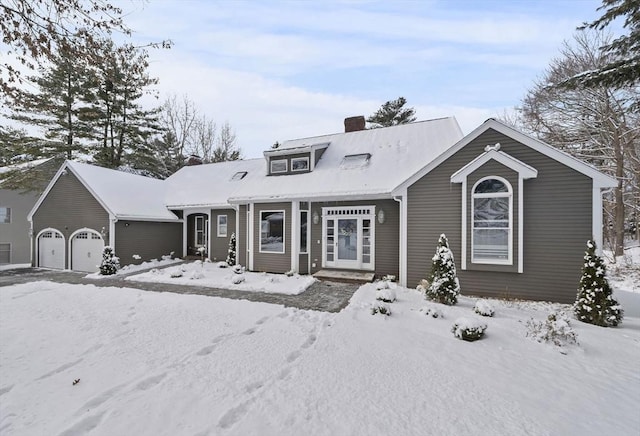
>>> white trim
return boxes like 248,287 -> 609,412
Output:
393,118 -> 617,196
270,159 -> 288,174
394,192 -> 407,286
593,186 -> 605,256
470,176 -> 513,265
450,149 -> 537,183
291,201 -> 299,272
518,174 -> 524,273
182,217 -> 188,257
460,178 -> 467,270
109,217 -> 117,251
248,203 -> 254,270
229,192 -> 392,204
233,204 -> 240,266
321,206 -> 376,271
217,214 -> 228,237
291,156 -> 310,172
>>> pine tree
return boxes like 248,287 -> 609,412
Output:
424,234 -> 460,305
573,240 -> 623,327
226,232 -> 237,266
366,97 -> 416,128
99,246 -> 120,275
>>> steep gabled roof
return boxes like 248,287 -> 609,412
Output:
226,117 -> 464,202
28,161 -> 179,221
393,118 -> 618,194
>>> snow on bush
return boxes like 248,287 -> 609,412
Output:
376,280 -> 389,290
371,300 -> 392,316
526,311 -> 578,348
217,261 -> 229,268
99,246 -> 120,276
452,317 -> 487,341
285,269 -> 295,277
474,300 -> 495,317
226,232 -> 236,266
573,240 -> 623,327
232,264 -> 245,274
419,305 -> 443,319
231,274 -> 245,284
421,234 -> 460,305
376,287 -> 396,303
190,270 -> 204,280
170,271 -> 183,278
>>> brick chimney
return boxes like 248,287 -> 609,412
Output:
186,154 -> 203,166
344,116 -> 366,133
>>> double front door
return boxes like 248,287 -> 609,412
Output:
323,207 -> 374,270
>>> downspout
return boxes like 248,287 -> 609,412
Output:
596,187 -> 615,256
109,216 -> 117,252
232,204 -> 239,266
28,219 -> 33,266
393,193 -> 407,287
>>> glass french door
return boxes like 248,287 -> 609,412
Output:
324,208 -> 374,270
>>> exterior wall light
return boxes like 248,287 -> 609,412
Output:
377,209 -> 386,224
312,211 -> 320,225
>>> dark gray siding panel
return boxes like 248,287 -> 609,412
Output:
32,172 -> 109,268
407,128 -> 592,303
238,205 -> 247,267
309,199 -> 399,278
253,202 -> 291,273
0,189 -> 38,264
210,209 -> 236,262
115,221 -> 182,264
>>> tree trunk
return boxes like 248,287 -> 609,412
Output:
614,132 -> 625,256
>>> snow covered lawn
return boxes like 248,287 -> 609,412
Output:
125,261 -> 316,295
84,256 -> 182,279
1,280 -> 638,436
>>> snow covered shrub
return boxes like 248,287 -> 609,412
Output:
451,317 -> 487,341
424,234 -> 460,305
170,270 -> 183,278
99,246 -> 120,275
231,274 -> 245,284
232,264 -> 244,274
573,240 -> 623,327
526,311 -> 578,347
217,261 -> 228,268
376,280 -> 389,290
420,305 -> 443,319
190,270 -> 204,280
474,300 -> 495,317
285,269 -> 295,277
376,287 -> 396,303
226,232 -> 236,266
371,301 -> 391,316
382,274 -> 396,282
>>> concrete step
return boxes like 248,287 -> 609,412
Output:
312,269 -> 375,284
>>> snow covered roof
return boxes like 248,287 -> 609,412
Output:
164,159 -> 265,208
29,161 -> 179,221
227,117 -> 464,202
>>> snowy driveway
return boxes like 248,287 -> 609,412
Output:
0,267 -> 359,312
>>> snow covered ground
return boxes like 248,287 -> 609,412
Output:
84,256 -> 182,279
0,264 -> 31,271
1,279 -> 638,436
126,261 -> 316,295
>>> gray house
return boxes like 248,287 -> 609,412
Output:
28,161 -> 182,273
30,117 -> 616,302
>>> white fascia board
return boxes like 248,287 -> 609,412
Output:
228,192 -> 392,204
263,142 -> 329,158
450,150 -> 538,183
392,118 -> 616,195
116,215 -> 181,222
166,202 -> 231,209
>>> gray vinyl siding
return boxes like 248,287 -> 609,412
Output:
309,199 -> 399,278
210,209 -> 236,262
298,253 -> 309,274
238,205 -> 247,267
115,221 -> 182,264
407,128 -> 592,303
314,148 -> 327,165
32,171 -> 109,268
252,202 -> 291,273
0,189 -> 38,264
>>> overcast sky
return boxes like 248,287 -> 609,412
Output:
22,0 -> 615,158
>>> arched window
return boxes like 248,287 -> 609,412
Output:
472,177 -> 512,263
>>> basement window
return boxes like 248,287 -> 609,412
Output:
340,153 -> 371,169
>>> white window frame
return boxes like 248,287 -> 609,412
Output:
0,207 -> 10,223
471,176 -> 513,265
259,210 -> 286,254
217,214 -> 228,237
291,157 -> 309,172
270,159 -> 288,174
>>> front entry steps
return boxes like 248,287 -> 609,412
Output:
312,269 -> 375,284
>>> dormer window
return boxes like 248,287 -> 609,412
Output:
291,157 -> 309,172
271,159 -> 287,174
341,153 -> 371,169
231,171 -> 247,181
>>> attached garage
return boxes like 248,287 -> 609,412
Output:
70,229 -> 104,272
38,229 -> 65,269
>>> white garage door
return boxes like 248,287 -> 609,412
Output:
71,231 -> 104,273
38,230 -> 65,269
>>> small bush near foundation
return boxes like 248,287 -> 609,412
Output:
232,264 -> 245,274
452,317 -> 487,341
474,300 -> 495,317
424,234 -> 460,305
231,274 -> 245,284
190,270 -> 204,280
99,246 -> 120,275
376,288 -> 396,303
371,301 -> 391,316
420,305 -> 443,319
526,311 -> 578,347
